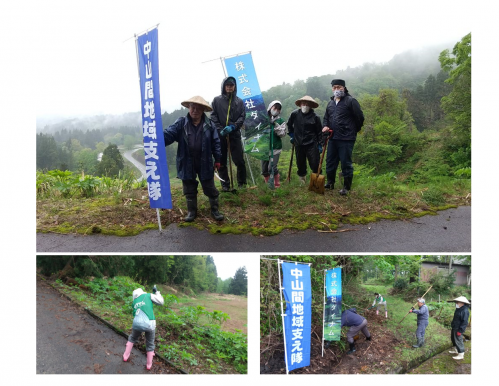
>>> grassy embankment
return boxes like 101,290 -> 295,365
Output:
36,148 -> 470,236
47,275 -> 247,374
358,283 -> 470,373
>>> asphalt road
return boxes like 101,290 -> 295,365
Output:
36,276 -> 174,374
36,206 -> 471,252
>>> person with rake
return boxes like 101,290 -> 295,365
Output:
261,100 -> 287,187
123,286 -> 164,370
409,298 -> 429,348
210,77 -> 247,191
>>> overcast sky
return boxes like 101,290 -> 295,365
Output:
34,0 -> 472,123
211,255 -> 247,280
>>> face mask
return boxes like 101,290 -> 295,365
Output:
271,108 -> 279,117
456,303 -> 460,308
301,106 -> 310,114
334,89 -> 345,98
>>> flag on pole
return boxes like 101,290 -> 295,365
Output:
137,28 -> 172,209
324,267 -> 342,341
224,53 -> 270,160
281,262 -> 312,372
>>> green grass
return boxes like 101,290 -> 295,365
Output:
51,276 -> 247,374
36,152 -> 470,236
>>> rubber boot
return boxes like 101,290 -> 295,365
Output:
448,347 -> 458,354
209,197 -> 224,221
184,195 -> 197,222
376,310 -> 379,315
274,174 -> 281,188
339,176 -> 352,196
324,174 -> 335,190
146,351 -> 155,370
452,352 -> 464,360
412,337 -> 423,348
299,176 -> 306,185
385,311 -> 388,318
346,342 -> 356,354
123,341 -> 133,362
366,336 -> 371,341
264,175 -> 269,183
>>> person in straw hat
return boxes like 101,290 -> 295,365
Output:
286,96 -> 323,184
322,79 -> 364,195
163,96 -> 223,222
260,100 -> 287,187
409,298 -> 429,348
447,296 -> 470,360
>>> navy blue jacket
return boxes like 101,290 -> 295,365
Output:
412,304 -> 429,322
451,305 -> 469,333
163,114 -> 221,181
341,308 -> 365,327
323,95 -> 364,141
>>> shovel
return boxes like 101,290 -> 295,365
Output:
308,130 -> 332,194
223,94 -> 237,194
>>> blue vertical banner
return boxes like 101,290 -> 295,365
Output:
137,28 -> 172,209
324,268 -> 342,341
282,262 -> 312,372
224,53 -> 270,160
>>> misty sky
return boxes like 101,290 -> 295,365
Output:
212,255 -> 247,281
34,0 -> 472,123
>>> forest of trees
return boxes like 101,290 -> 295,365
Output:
37,255 -> 246,296
36,35 -> 471,181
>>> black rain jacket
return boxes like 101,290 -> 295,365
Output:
210,77 -> 246,132
163,114 -> 221,181
451,304 -> 469,333
322,94 -> 364,141
287,108 -> 322,146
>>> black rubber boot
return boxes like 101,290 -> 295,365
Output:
339,176 -> 352,195
324,174 -> 335,190
347,342 -> 356,354
366,336 -> 372,341
184,195 -> 197,222
412,337 -> 423,348
209,197 -> 224,221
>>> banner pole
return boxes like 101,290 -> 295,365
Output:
277,259 -> 289,374
134,30 -> 162,233
156,208 -> 162,232
322,269 -> 326,357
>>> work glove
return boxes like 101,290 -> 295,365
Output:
214,162 -> 221,170
152,285 -> 157,294
289,132 -> 294,144
409,309 -> 413,313
411,307 -> 415,311
220,124 -> 235,136
457,332 -> 461,336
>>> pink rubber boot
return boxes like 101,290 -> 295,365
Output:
274,174 -> 281,188
376,310 -> 379,315
123,341 -> 133,362
146,351 -> 155,370
385,311 -> 388,318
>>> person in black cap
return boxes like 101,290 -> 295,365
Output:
322,79 -> 364,195
210,77 -> 247,190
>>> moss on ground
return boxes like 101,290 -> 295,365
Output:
37,175 -> 470,236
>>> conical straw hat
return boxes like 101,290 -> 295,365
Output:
295,95 -> 319,109
181,96 -> 212,112
447,296 -> 470,304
